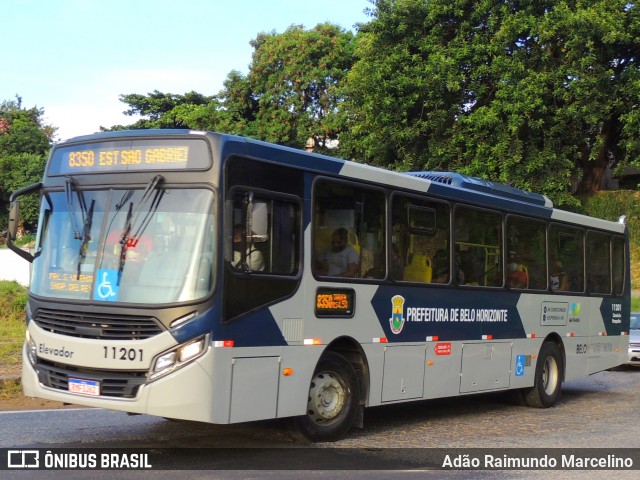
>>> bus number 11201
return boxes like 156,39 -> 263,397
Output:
103,346 -> 143,362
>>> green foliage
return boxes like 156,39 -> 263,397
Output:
340,0 -> 640,207
0,281 -> 27,370
0,98 -> 52,157
107,90 -> 214,130
0,153 -> 46,228
246,23 -> 356,150
582,191 -> 640,289
0,97 -> 53,230
109,24 -> 357,153
582,191 -> 640,238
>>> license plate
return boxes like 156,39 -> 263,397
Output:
68,378 -> 100,396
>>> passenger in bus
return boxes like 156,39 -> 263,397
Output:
316,227 -> 359,277
431,249 -> 449,283
507,262 -> 528,288
550,260 -> 569,291
232,224 -> 265,271
390,243 -> 404,279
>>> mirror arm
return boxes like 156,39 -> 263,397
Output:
7,182 -> 42,264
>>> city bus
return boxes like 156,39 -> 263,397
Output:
7,130 -> 630,441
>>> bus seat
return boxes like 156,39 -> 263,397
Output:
403,254 -> 432,283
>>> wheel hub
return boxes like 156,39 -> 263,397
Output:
308,372 -> 345,422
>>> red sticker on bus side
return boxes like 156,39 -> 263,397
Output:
434,342 -> 452,356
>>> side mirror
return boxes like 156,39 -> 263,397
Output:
7,201 -> 19,241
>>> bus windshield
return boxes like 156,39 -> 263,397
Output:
31,187 -> 214,304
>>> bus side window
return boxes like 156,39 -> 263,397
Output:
228,192 -> 299,275
313,179 -> 385,279
506,216 -> 547,290
586,232 -> 611,294
392,195 -> 450,283
454,206 -> 502,287
612,236 -> 625,295
549,225 -> 584,293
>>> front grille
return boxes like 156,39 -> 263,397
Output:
34,309 -> 164,340
36,359 -> 147,399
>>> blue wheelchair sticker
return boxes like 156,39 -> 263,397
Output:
515,355 -> 526,376
94,269 -> 119,302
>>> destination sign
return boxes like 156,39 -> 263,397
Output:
315,288 -> 355,318
48,138 -> 211,175
48,272 -> 93,294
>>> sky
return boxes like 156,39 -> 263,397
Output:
3,0 -> 372,142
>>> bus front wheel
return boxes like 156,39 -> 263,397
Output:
523,341 -> 563,408
293,352 -> 360,442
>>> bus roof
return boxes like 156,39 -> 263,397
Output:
56,129 -> 626,234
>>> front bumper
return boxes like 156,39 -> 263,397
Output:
21,343 -> 226,423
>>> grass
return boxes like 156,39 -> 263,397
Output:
0,381 -> 21,399
0,234 -> 35,249
0,281 -> 27,399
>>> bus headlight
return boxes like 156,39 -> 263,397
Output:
150,335 -> 209,380
25,329 -> 37,366
154,352 -> 177,372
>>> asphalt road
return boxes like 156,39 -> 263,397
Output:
1,367 -> 639,479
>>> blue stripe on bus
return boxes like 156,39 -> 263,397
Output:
243,138 -> 345,174
370,286 -> 526,342
171,304 -> 287,347
215,308 -> 288,348
599,297 -> 630,336
170,307 -> 216,343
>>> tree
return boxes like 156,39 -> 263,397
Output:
245,23 -> 356,150
110,24 -> 357,153
340,0 -> 640,206
0,97 -> 54,231
174,71 -> 260,137
106,90 -> 214,131
0,97 -> 52,157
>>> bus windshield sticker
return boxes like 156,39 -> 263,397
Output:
434,342 -> 452,356
541,302 -> 568,326
515,355 -> 526,376
94,269 -> 119,302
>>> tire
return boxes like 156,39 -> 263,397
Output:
523,341 -> 564,408
293,351 -> 360,442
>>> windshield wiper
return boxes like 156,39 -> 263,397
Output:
117,175 -> 164,285
65,176 -> 87,240
65,176 -> 94,279
76,199 -> 95,279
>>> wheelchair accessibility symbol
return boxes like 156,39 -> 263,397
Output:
94,269 -> 119,302
515,354 -> 526,376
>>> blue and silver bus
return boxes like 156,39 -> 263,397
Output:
8,130 -> 630,441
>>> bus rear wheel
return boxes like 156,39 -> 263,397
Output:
523,341 -> 563,408
293,352 -> 360,442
